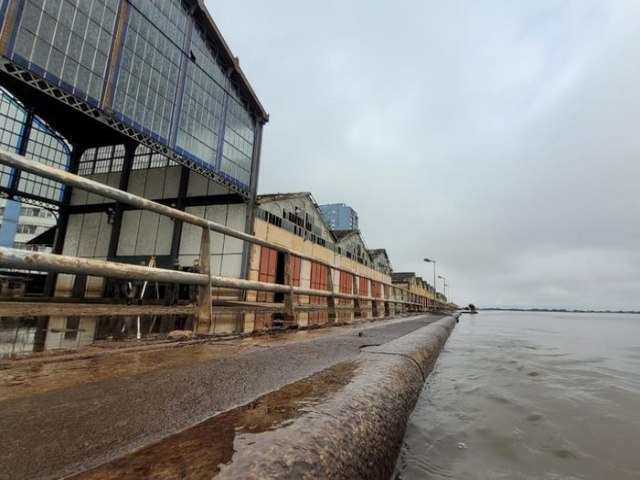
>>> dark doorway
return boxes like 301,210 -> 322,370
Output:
274,251 -> 286,303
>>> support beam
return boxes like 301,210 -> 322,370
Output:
8,108 -> 34,192
195,227 -> 212,334
169,165 -> 190,263
384,286 -> 391,317
283,253 -> 296,324
326,266 -> 336,323
352,275 -> 361,318
43,143 -> 85,296
106,142 -> 135,260
371,280 -> 379,317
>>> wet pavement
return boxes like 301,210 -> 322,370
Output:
69,362 -> 359,479
0,314 -> 443,480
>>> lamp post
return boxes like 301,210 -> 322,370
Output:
444,283 -> 449,302
437,275 -> 446,304
424,258 -> 436,309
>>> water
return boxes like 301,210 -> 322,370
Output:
396,311 -> 640,480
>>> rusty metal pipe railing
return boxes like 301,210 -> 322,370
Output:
0,150 -> 441,308
0,149 -> 436,304
0,247 -> 421,306
0,246 -> 208,285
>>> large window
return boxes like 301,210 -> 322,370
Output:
175,30 -> 226,168
0,92 -> 26,189
0,88 -> 70,203
12,0 -> 117,103
220,94 -> 254,187
78,144 -> 126,176
4,0 -> 259,193
113,0 -> 187,141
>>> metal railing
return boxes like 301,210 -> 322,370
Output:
0,149 -> 443,334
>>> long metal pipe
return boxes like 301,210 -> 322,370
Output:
0,149 -> 428,303
0,247 -> 208,285
0,247 -> 419,306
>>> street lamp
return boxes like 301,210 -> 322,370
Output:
437,275 -> 446,303
424,258 -> 436,309
444,283 -> 449,302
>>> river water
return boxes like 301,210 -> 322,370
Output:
395,311 -> 640,480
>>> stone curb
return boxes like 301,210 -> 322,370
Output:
216,315 -> 458,480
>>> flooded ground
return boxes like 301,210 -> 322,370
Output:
0,314 -> 442,480
69,361 -> 357,479
395,312 -> 640,480
0,315 -> 412,402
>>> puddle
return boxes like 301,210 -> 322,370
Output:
0,314 -> 413,402
68,361 -> 357,479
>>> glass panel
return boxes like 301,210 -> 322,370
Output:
113,0 -> 187,140
11,0 -> 118,103
220,96 -> 255,187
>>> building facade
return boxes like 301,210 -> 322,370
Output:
0,200 -> 56,251
0,0 -> 268,349
319,203 -> 359,230
249,193 -> 394,329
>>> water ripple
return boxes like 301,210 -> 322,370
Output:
395,312 -> 640,480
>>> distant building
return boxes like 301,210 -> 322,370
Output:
319,203 -> 358,230
0,200 -> 56,252
251,192 -> 392,328
369,249 -> 393,276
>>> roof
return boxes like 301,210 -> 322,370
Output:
369,248 -> 391,263
257,192 -> 336,240
332,229 -> 359,241
257,192 -> 313,203
194,1 -> 269,123
392,272 -> 416,283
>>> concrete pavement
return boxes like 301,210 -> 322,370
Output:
1,314 -> 445,480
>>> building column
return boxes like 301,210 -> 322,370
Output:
43,143 -> 85,296
169,165 -> 190,263
106,142 -> 136,260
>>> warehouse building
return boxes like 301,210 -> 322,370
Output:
0,0 -> 268,347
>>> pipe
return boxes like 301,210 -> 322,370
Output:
0,247 -> 421,307
0,149 -> 427,306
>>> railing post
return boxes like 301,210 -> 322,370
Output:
352,275 -> 361,318
326,266 -> 336,323
371,280 -> 379,317
283,253 -> 296,325
195,227 -> 212,334
384,285 -> 391,317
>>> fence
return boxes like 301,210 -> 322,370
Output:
0,149 -> 443,347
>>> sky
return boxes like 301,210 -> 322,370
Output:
207,0 -> 640,310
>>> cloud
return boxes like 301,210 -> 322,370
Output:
209,0 -> 640,309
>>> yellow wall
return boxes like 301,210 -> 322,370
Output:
245,219 -> 397,331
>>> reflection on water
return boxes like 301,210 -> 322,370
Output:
395,312 -> 640,480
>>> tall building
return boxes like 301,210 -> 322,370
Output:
0,200 -> 56,252
319,203 -> 359,230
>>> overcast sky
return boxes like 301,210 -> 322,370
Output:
208,0 -> 640,310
